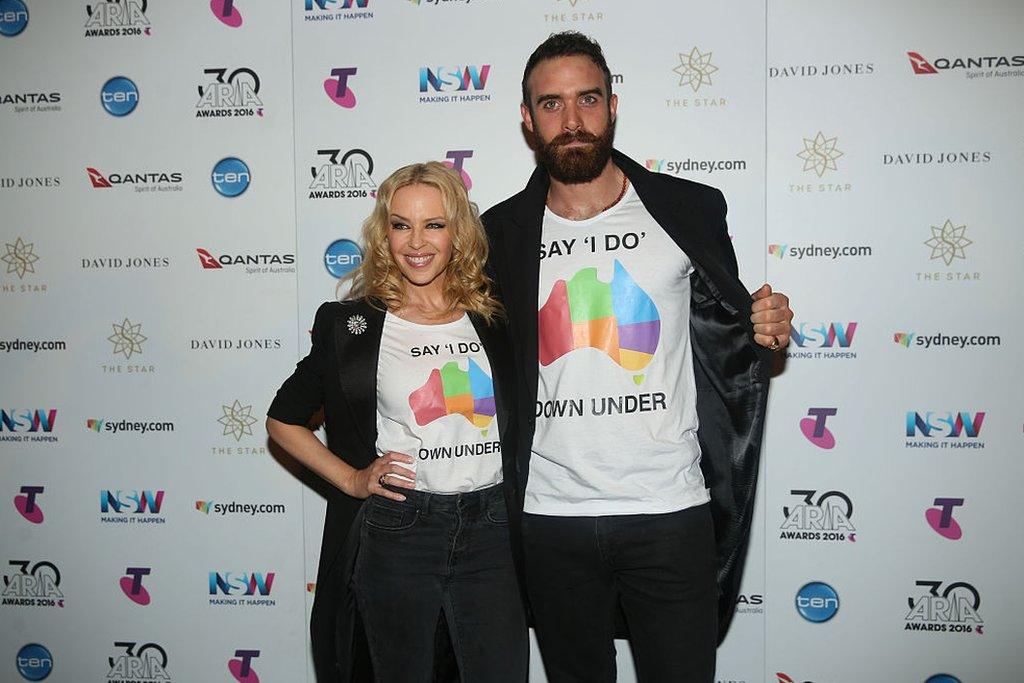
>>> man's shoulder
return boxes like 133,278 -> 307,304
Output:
480,189 -> 526,226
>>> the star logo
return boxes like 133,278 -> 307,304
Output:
797,132 -> 844,177
2,237 -> 39,279
673,47 -> 718,92
558,0 -> 584,6
924,219 -> 972,266
107,318 -> 147,359
218,399 -> 257,442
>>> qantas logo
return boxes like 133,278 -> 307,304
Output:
907,52 -> 938,75
87,167 -> 113,188
197,249 -> 222,269
86,167 -> 183,188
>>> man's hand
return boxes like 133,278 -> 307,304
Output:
750,284 -> 792,351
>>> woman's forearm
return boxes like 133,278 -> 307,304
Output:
266,417 -> 356,495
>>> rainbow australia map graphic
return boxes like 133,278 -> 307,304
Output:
538,260 -> 660,382
409,358 -> 496,434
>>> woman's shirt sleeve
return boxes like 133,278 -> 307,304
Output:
267,302 -> 335,426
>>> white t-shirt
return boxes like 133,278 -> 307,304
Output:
526,185 -> 708,516
375,312 -> 503,494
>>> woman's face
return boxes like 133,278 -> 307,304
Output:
387,183 -> 453,295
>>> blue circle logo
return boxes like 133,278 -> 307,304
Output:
925,676 -> 961,683
211,157 -> 250,197
100,76 -> 139,117
324,239 -> 363,278
795,581 -> 839,623
16,643 -> 52,681
0,0 -> 29,37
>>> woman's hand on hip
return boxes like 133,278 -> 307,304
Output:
342,451 -> 416,501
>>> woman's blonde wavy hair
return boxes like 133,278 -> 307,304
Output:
347,161 -> 502,322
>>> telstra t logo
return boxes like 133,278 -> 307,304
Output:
926,498 -> 964,540
120,567 -> 152,605
228,649 -> 260,683
324,67 -> 357,108
15,485 -> 45,523
800,408 -> 837,449
442,150 -> 473,190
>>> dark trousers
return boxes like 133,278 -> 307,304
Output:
352,484 -> 527,683
521,504 -> 717,683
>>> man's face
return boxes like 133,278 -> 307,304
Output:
522,55 -> 617,183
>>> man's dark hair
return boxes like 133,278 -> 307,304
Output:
521,31 -> 613,108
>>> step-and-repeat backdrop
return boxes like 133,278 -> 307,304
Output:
2,1 -> 1021,682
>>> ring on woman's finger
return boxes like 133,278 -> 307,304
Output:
769,335 -> 780,351
378,474 -> 387,487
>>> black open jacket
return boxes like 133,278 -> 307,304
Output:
480,149 -> 771,643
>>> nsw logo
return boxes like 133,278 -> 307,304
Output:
14,486 -> 44,523
119,567 -> 152,605
210,0 -> 242,27
324,67 -> 357,108
100,76 -> 139,116
211,157 -> 250,197
0,0 -> 29,37
324,239 -> 362,278
228,649 -> 260,683
15,643 -> 52,681
925,498 -> 964,540
209,572 -> 276,608
795,581 -> 839,623
799,408 -> 836,449
905,411 -> 984,450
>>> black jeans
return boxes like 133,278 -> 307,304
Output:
521,504 -> 717,683
352,484 -> 527,683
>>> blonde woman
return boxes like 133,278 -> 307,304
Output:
267,162 -> 526,683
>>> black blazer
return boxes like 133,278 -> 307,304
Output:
267,298 -> 518,683
481,149 -> 771,642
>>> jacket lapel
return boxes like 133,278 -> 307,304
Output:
469,313 -> 511,439
333,300 -> 385,456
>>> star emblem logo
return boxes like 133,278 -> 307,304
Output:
673,47 -> 719,92
924,219 -> 972,266
558,0 -> 584,6
218,400 -> 258,442
2,237 -> 39,279
107,318 -> 147,359
797,132 -> 844,177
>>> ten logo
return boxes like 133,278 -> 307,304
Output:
211,158 -> 251,197
210,0 -> 242,27
120,567 -> 152,605
324,239 -> 363,278
800,408 -> 837,449
100,76 -> 139,116
324,67 -> 358,108
228,649 -> 260,683
0,0 -> 29,37
795,581 -> 839,623
15,643 -> 52,681
926,498 -> 964,540
14,486 -> 44,523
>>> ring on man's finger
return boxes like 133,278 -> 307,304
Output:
769,335 -> 780,351
378,474 -> 387,487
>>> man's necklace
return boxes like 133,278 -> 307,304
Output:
600,172 -> 629,213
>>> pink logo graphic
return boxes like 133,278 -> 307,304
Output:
926,497 -> 964,540
210,0 -> 242,27
119,567 -> 152,605
800,407 -> 837,449
229,649 -> 260,683
14,486 -> 45,523
442,149 -> 473,189
324,67 -> 357,108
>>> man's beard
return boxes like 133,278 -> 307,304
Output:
535,121 -> 615,184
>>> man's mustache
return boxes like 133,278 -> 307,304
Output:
549,130 -> 601,147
